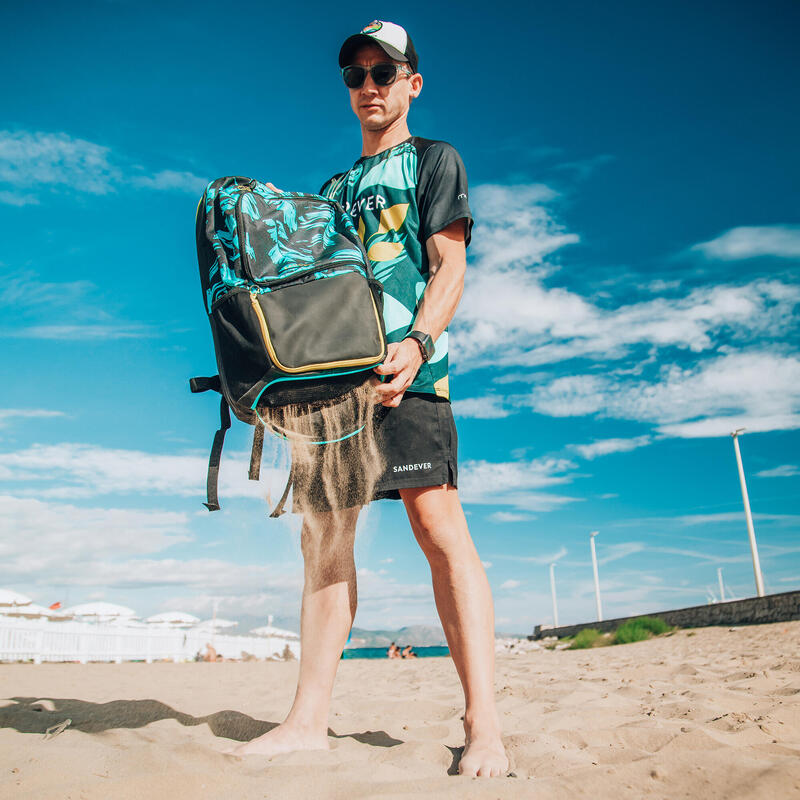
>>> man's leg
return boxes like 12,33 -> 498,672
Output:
400,484 -> 509,778
226,506 -> 359,757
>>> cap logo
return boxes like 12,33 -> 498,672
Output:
361,21 -> 382,33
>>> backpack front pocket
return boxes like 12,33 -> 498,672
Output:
249,270 -> 386,374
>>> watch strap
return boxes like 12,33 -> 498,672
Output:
404,330 -> 434,362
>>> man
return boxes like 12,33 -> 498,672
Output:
227,21 -> 508,778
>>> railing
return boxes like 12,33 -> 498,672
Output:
0,617 -> 300,663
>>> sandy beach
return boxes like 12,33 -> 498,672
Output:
2,620 -> 799,799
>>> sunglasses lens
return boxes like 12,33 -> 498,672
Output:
371,64 -> 397,85
342,66 -> 366,88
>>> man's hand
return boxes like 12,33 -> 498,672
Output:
372,339 -> 425,407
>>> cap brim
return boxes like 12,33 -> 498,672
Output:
338,33 -> 408,67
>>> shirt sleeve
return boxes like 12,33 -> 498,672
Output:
416,142 -> 474,247
318,173 -> 344,198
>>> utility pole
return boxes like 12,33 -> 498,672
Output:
731,429 -> 765,597
549,563 -> 559,628
717,567 -> 725,602
590,531 -> 603,621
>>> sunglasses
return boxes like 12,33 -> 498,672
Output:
341,63 -> 413,89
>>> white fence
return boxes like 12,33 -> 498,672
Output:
0,617 -> 300,664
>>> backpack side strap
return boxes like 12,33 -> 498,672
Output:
203,395 -> 231,512
189,375 -> 229,512
268,464 -> 294,518
249,422 -> 264,481
190,375 -> 222,394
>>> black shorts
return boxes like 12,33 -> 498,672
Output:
290,392 -> 458,513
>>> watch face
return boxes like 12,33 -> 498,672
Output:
406,331 -> 434,361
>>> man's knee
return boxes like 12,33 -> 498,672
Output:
401,485 -> 471,565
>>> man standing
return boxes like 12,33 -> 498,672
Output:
227,21 -> 508,778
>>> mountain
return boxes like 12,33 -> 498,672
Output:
347,625 -> 446,648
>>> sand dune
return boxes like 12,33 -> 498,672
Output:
2,620 -> 799,798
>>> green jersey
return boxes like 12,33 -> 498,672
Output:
320,136 -> 473,400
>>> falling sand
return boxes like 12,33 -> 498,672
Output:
259,380 -> 386,518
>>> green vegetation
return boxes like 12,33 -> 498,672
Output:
613,616 -> 672,644
562,616 -> 674,649
568,628 -> 603,649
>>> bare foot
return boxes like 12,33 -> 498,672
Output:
222,723 -> 329,759
458,722 -> 509,777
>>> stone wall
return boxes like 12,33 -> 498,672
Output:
529,589 -> 800,640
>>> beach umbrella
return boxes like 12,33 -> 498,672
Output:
193,618 -> 238,631
0,588 -> 33,608
145,611 -> 201,627
250,624 -> 300,640
0,602 -> 59,619
63,602 -> 138,623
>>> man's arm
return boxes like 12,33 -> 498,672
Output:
373,219 -> 467,407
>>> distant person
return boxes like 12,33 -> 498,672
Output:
387,642 -> 400,659
401,644 -> 417,659
203,643 -> 217,662
225,20 -> 507,777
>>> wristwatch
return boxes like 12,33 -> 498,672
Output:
404,330 -> 435,362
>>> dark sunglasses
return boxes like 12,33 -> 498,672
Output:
341,63 -> 413,89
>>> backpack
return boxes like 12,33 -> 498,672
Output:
190,176 -> 387,515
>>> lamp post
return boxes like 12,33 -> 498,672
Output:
717,567 -> 725,602
731,428 -> 765,597
549,563 -> 559,628
590,531 -> 603,621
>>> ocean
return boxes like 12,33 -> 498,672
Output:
342,645 -> 450,659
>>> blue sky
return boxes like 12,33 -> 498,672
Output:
1,0 -> 798,634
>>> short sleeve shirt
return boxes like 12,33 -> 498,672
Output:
319,136 -> 473,400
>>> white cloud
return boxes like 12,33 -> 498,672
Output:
499,579 -> 521,590
3,323 -> 156,340
482,561 -> 492,568
0,130 -> 119,194
527,351 -> 800,438
451,395 -> 512,419
670,512 -> 799,525
0,130 -> 206,201
597,542 -> 645,565
491,546 -> 568,564
571,435 -> 652,459
0,190 -> 38,206
489,511 -> 535,523
756,464 -> 799,478
0,441 -> 290,502
0,495 -> 191,573
131,169 -> 207,193
0,409 -> 66,427
459,456 -> 579,511
692,225 -> 800,260
453,182 -> 799,372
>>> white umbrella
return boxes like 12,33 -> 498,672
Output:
0,602 -> 59,619
145,611 -> 201,627
0,588 -> 33,607
193,618 -> 238,631
63,602 -> 138,622
250,624 -> 299,640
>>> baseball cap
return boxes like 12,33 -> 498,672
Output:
338,20 -> 419,73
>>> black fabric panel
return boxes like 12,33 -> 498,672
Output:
256,271 -> 385,371
256,370 -> 372,409
210,289 -> 270,404
412,137 -> 474,247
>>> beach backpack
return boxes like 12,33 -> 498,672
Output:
190,176 -> 387,515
